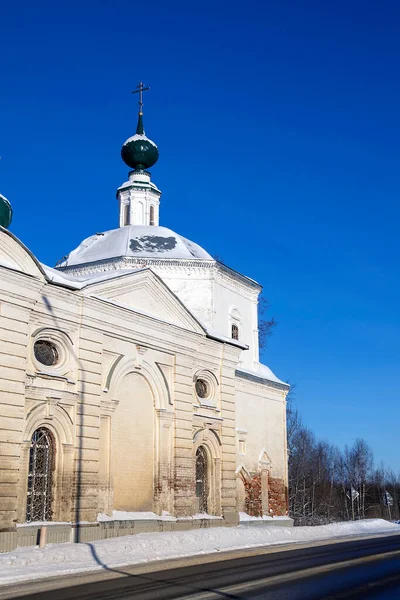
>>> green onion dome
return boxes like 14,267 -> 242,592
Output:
121,113 -> 159,171
0,193 -> 12,229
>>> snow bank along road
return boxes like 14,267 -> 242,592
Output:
0,519 -> 399,598
1,531 -> 400,599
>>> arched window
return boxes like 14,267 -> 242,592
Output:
26,428 -> 55,522
123,203 -> 130,226
137,201 -> 144,225
196,446 -> 209,513
150,205 -> 155,226
229,307 -> 241,341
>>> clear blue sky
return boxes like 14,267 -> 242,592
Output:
2,0 -> 400,470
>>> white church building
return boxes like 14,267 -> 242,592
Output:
0,91 -> 291,551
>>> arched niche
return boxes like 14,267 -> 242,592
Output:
111,371 -> 155,512
107,356 -> 170,411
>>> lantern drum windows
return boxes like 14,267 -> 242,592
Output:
150,205 -> 155,226
123,203 -> 130,226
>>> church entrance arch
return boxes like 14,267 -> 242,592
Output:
112,372 -> 155,511
196,446 -> 209,513
26,427 -> 55,523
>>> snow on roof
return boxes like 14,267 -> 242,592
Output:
41,265 -> 247,348
205,326 -> 248,350
41,264 -> 147,289
123,134 -> 158,148
57,225 -> 213,268
118,180 -> 161,192
237,363 -> 288,386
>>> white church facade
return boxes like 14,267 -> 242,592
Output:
0,92 -> 291,551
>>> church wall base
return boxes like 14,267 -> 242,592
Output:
240,518 -> 294,528
0,515 -> 240,552
0,529 -> 17,553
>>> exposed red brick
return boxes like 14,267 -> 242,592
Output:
268,476 -> 288,516
243,474 -> 262,517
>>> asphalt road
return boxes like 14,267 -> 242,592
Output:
3,533 -> 400,600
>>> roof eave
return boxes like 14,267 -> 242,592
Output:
215,261 -> 262,291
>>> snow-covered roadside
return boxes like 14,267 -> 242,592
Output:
0,519 -> 399,586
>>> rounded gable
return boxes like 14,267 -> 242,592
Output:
0,228 -> 46,280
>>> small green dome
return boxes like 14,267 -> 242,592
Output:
0,194 -> 12,229
121,113 -> 159,171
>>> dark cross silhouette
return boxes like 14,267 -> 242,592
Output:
132,81 -> 150,115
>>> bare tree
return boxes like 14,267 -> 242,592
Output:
258,295 -> 277,350
344,439 -> 374,519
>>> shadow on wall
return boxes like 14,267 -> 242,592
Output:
41,294 -> 86,544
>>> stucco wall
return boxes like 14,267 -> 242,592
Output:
151,264 -> 215,326
153,263 -> 260,370
235,375 -> 288,481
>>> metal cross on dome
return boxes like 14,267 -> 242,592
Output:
132,81 -> 150,115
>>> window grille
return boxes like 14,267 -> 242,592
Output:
195,378 -> 208,399
231,324 -> 239,340
34,341 -> 59,367
196,446 -> 208,513
26,428 -> 55,522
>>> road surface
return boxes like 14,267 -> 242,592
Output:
2,533 -> 400,599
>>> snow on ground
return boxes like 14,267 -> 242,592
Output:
0,519 -> 399,586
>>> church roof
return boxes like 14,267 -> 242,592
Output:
57,225 -> 213,268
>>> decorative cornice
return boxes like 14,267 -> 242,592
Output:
58,257 -> 261,299
25,386 -> 79,403
117,184 -> 162,197
216,262 -> 262,292
58,256 -> 216,276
